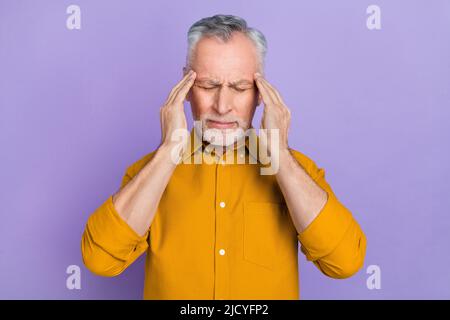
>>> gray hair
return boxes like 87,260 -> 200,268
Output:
185,14 -> 267,73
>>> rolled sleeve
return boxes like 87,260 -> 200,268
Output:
85,195 -> 149,262
289,149 -> 367,279
81,154 -> 157,277
297,191 -> 353,261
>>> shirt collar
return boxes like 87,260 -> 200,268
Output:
180,126 -> 261,164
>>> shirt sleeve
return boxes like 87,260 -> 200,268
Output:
81,170 -> 150,277
291,150 -> 367,279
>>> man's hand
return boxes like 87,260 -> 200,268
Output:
253,73 -> 329,234
160,70 -> 197,148
254,73 -> 291,155
112,71 -> 197,236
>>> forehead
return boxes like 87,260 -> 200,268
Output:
191,32 -> 259,81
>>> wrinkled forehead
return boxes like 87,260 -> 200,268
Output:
191,34 -> 259,82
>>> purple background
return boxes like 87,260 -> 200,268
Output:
1,0 -> 449,299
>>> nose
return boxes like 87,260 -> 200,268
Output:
213,87 -> 233,115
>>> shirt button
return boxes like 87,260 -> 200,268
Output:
219,201 -> 226,208
219,249 -> 226,256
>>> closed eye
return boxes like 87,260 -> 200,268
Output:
196,85 -> 217,91
195,84 -> 248,92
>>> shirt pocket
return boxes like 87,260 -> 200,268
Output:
243,201 -> 286,270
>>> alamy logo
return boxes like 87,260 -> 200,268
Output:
366,5 -> 381,30
169,121 -> 281,175
66,5 -> 81,30
366,265 -> 381,290
66,265 -> 81,290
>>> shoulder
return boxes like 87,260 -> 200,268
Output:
288,147 -> 315,168
124,149 -> 158,179
287,147 -> 323,179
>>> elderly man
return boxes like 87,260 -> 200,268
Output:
81,14 -> 366,300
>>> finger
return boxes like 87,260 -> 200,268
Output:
262,78 -> 285,105
165,71 -> 194,105
254,74 -> 276,106
172,71 -> 197,104
171,70 -> 194,96
170,71 -> 197,106
261,78 -> 290,116
165,71 -> 194,106
256,75 -> 280,108
256,74 -> 282,105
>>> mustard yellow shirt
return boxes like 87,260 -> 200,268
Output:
81,128 -> 366,300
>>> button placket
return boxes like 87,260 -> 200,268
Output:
213,157 -> 231,300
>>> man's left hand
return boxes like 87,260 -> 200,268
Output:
254,72 -> 291,155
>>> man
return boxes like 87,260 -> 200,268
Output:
81,14 -> 366,300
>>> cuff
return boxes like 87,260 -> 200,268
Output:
86,195 -> 150,261
297,191 -> 353,261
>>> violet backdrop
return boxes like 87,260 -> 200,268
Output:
0,0 -> 449,299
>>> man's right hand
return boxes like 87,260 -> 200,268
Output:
159,70 -> 197,149
111,70 -> 197,236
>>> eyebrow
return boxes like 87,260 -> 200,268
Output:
230,80 -> 253,86
195,79 -> 221,85
195,78 -> 254,86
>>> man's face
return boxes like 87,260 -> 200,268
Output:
185,32 -> 262,146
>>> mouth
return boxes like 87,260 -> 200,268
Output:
206,119 -> 237,129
